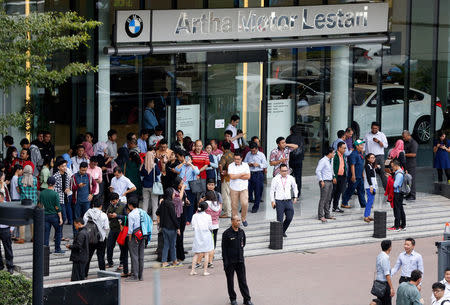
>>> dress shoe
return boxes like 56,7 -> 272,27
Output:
250,209 -> 258,213
363,217 -> 371,223
230,300 -> 238,305
244,301 -> 254,305
341,204 -> 351,209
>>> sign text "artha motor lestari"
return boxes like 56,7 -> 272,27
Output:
175,6 -> 369,35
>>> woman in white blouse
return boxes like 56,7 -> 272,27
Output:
190,201 -> 214,276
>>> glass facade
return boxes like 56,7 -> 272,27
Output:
1,0 -> 449,174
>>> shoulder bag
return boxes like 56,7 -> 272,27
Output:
371,268 -> 387,298
188,172 -> 206,194
152,166 -> 164,195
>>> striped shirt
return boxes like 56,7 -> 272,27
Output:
190,150 -> 210,180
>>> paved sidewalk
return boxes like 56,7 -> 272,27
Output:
116,236 -> 441,305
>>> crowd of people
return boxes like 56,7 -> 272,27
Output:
373,238 -> 450,305
316,122 -> 418,231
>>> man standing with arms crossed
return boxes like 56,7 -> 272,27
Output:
270,164 -> 298,237
391,238 -> 424,285
364,122 -> 388,189
228,154 -> 251,227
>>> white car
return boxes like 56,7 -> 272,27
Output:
352,84 -> 443,143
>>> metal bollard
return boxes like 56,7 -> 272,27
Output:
373,210 -> 387,238
43,245 -> 49,276
436,240 -> 450,281
269,221 -> 283,250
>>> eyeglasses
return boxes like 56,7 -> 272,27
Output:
280,170 -> 289,172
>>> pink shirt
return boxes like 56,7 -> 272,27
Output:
87,166 -> 103,195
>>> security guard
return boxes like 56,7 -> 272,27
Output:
222,215 -> 254,305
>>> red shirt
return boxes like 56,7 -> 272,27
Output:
218,141 -> 235,153
12,159 -> 35,173
190,150 -> 210,179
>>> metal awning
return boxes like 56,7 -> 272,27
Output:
104,33 -> 394,56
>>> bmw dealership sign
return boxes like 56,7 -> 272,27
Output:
114,3 -> 388,44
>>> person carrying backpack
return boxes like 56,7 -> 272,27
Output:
83,200 -> 109,278
388,160 -> 406,231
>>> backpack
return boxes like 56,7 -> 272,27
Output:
85,217 -> 101,244
396,171 -> 412,195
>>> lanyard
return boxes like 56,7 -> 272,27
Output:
281,177 -> 288,193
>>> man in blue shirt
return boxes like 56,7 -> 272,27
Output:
243,142 -> 268,213
341,139 -> 366,209
143,100 -> 159,131
389,160 -> 406,231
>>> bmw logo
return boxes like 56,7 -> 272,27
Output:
125,14 -> 143,38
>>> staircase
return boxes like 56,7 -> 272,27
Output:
12,193 -> 450,281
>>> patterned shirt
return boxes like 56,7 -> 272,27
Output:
190,150 -> 210,180
18,176 -> 38,205
219,150 -> 235,182
269,147 -> 293,177
53,171 -> 72,205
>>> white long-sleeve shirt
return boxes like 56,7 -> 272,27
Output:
315,156 -> 333,182
364,131 -> 388,155
270,174 -> 298,202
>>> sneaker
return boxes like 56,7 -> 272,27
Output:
203,271 -> 210,276
53,250 -> 65,255
162,264 -> 172,268
242,220 -> 248,227
333,208 -> 344,213
189,270 -> 197,276
125,276 -> 139,282
401,227 -> 407,231
207,263 -> 214,269
195,263 -> 202,269
173,262 -> 183,268
106,264 -> 114,269
387,226 -> 398,231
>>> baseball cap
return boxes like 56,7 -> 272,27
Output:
47,176 -> 56,186
354,139 -> 365,146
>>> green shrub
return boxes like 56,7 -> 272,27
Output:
0,270 -> 32,305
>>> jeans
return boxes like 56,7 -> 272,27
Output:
185,190 -> 196,223
364,189 -> 376,218
393,192 -> 406,229
342,177 -> 366,207
248,171 -> 264,211
44,214 -> 62,252
275,200 -> 294,233
0,228 -> 13,270
73,201 -> 90,236
162,227 -> 177,263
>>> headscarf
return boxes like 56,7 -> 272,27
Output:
115,147 -> 129,169
144,151 -> 156,173
22,165 -> 34,187
62,153 -> 72,168
93,141 -> 107,156
389,139 -> 404,159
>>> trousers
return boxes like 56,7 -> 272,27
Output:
44,214 -> 62,252
318,181 -> 333,219
275,200 -> 294,233
221,181 -> 232,217
230,189 -> 249,221
224,262 -> 251,303
248,171 -> 264,211
331,175 -> 347,209
291,162 -> 303,196
377,281 -> 392,305
393,192 -> 406,229
364,189 -> 376,218
142,187 -> 159,221
129,236 -> 144,279
342,177 -> 366,207
71,261 -> 86,281
85,241 -> 106,277
0,228 -> 13,270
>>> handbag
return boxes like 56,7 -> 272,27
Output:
371,280 -> 387,298
152,166 -> 164,195
189,178 -> 206,194
133,227 -> 144,241
117,218 -> 128,246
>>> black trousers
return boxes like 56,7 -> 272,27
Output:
437,169 -> 450,182
176,211 -> 186,261
331,175 -> 347,209
85,241 -> 106,277
377,281 -> 392,305
224,262 -> 251,303
393,192 -> 406,229
71,261 -> 86,281
291,162 -> 303,196
399,276 -> 410,284
106,231 -> 120,266
0,228 -> 13,270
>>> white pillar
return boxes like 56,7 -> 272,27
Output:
330,46 -> 350,144
97,2 -> 110,142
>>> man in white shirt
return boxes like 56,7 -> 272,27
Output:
391,238 -> 424,285
364,121 -> 388,189
149,126 -> 164,148
83,200 -> 109,277
432,282 -> 450,305
225,114 -> 244,150
109,167 -> 136,203
71,145 -> 90,174
315,148 -> 335,223
270,164 -> 298,237
228,154 -> 250,227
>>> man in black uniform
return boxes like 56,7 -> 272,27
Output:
66,217 -> 89,281
286,124 -> 305,197
222,215 -> 254,305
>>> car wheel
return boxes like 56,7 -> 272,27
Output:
413,117 -> 431,143
351,121 -> 360,139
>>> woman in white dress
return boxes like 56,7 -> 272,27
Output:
190,201 -> 214,276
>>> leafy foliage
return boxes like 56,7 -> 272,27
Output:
0,7 -> 101,91
0,270 -> 32,305
0,111 -> 27,135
